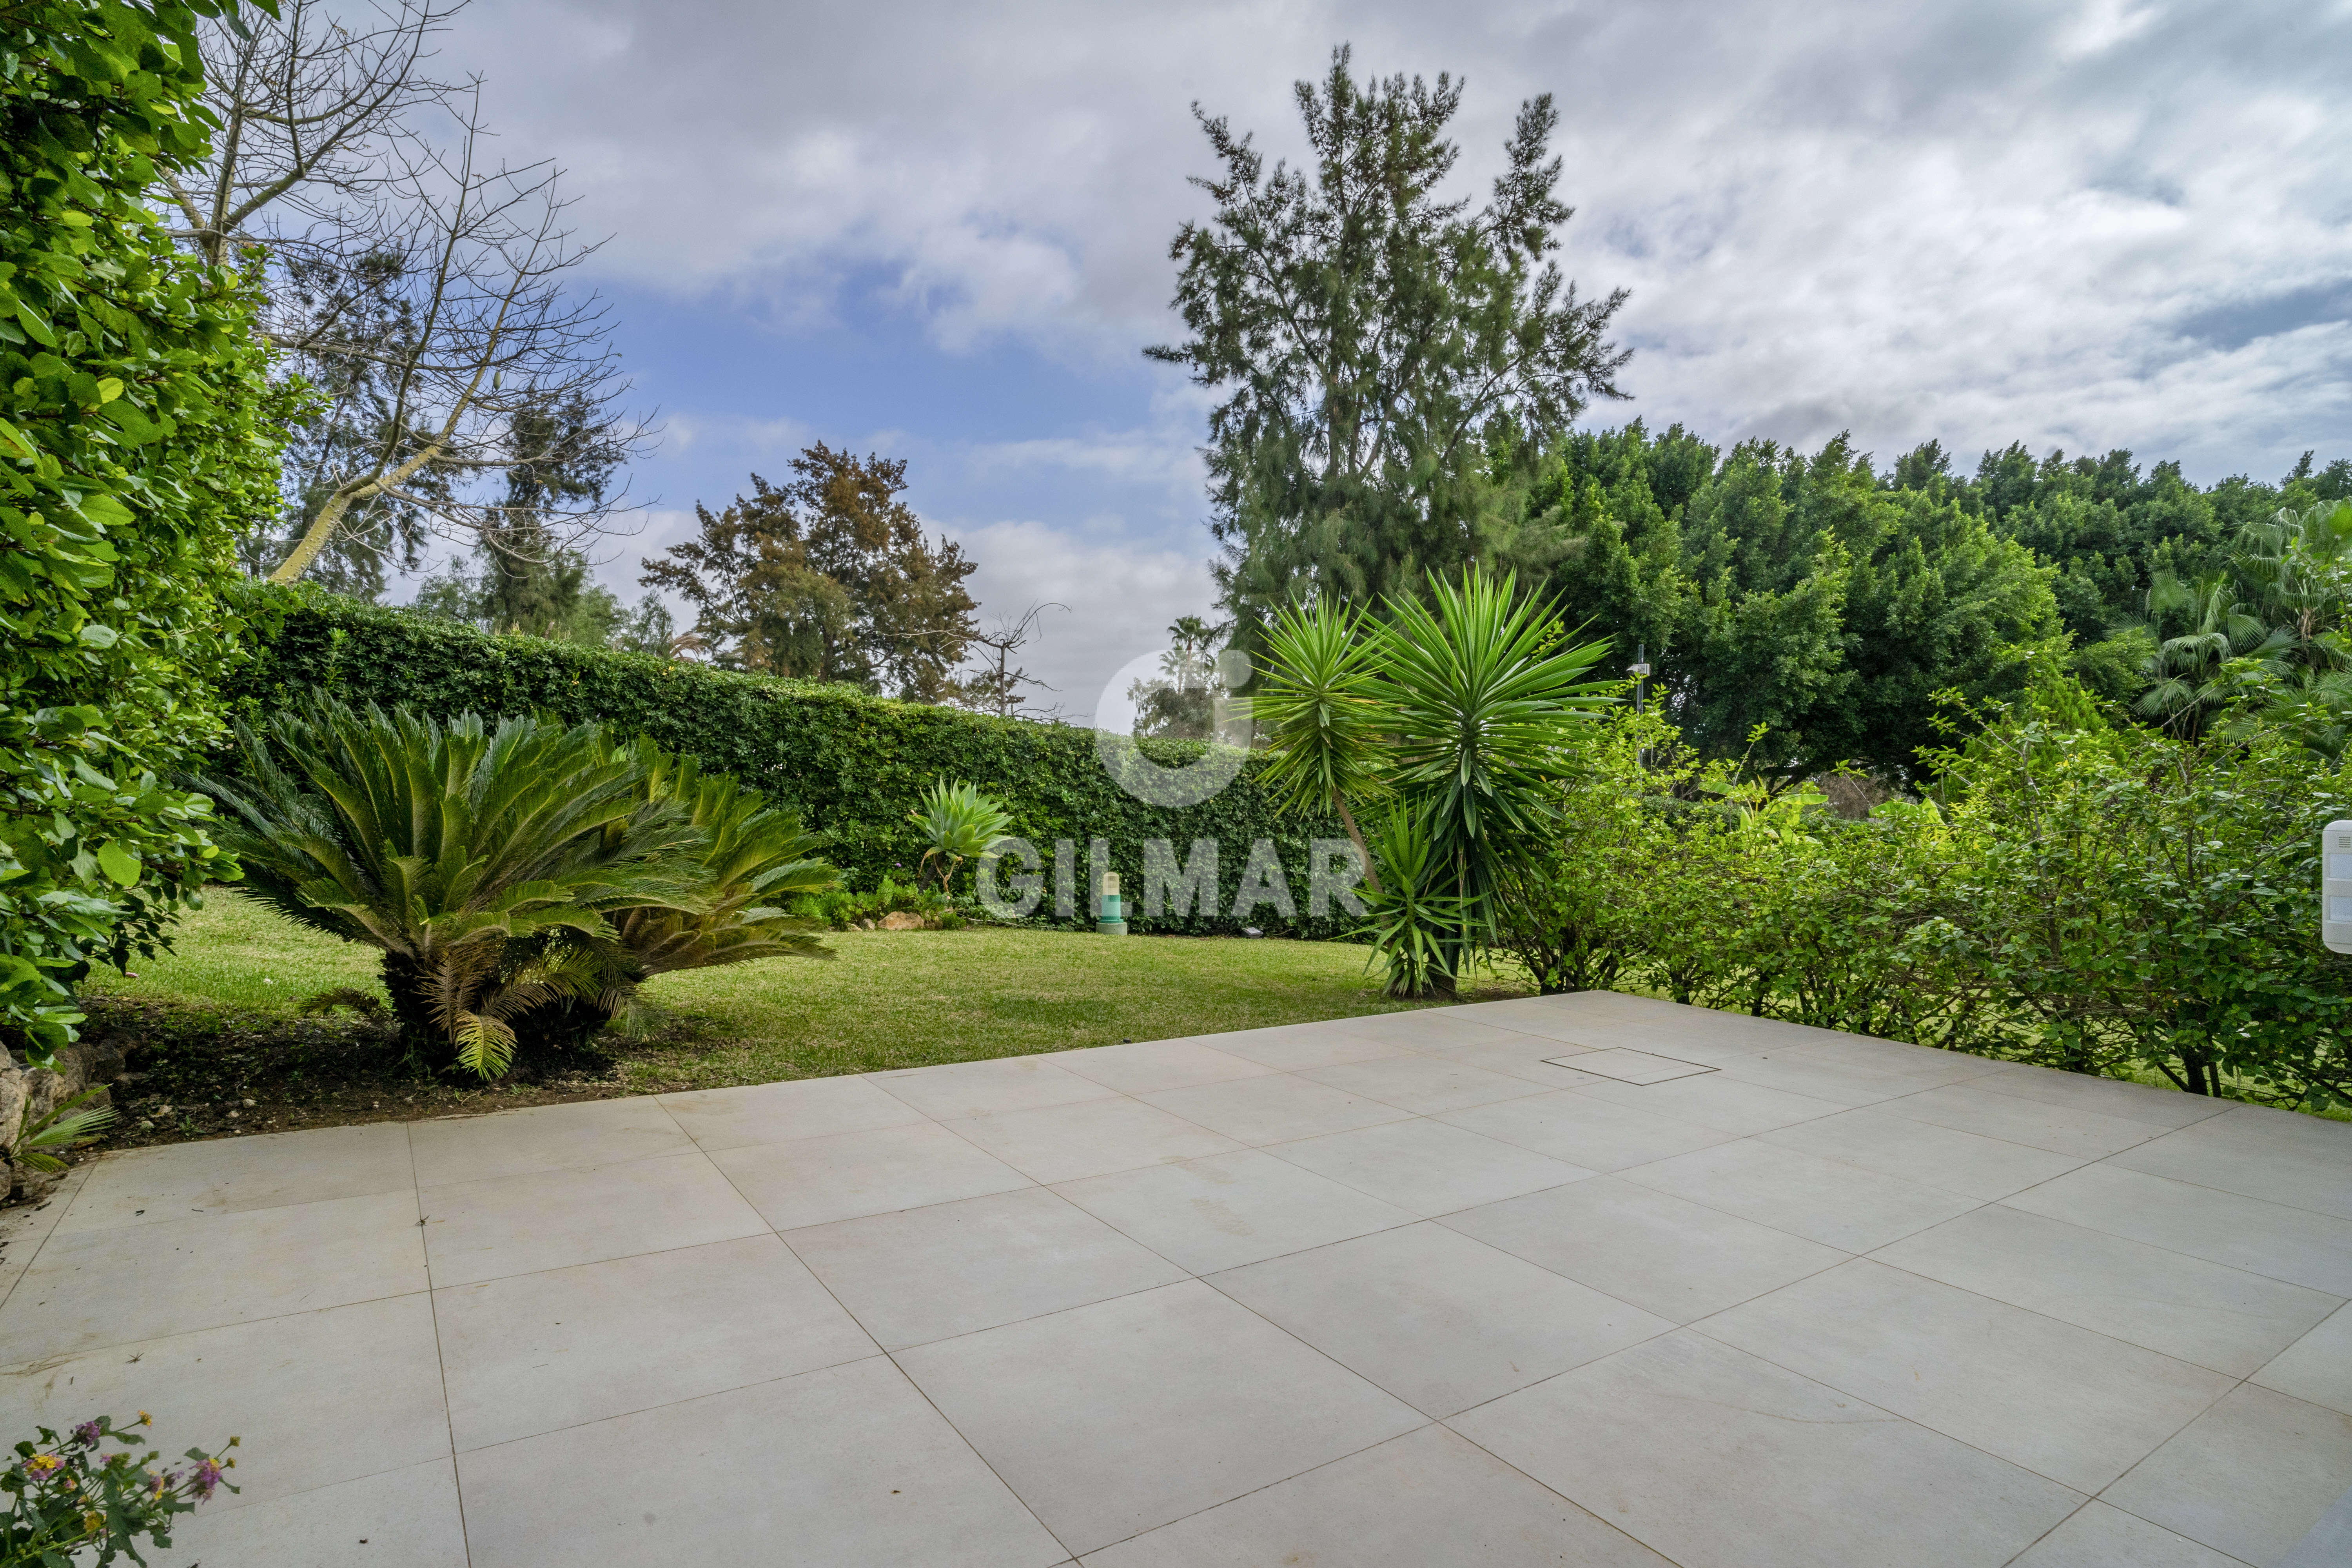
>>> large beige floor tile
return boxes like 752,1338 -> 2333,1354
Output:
2002,1163 -> 2352,1295
870,1055 -> 1120,1119
1265,1117 -> 1592,1217
1699,1259 -> 2234,1493
422,1151 -> 766,1287
1878,1084 -> 2163,1159
1437,1088 -> 1738,1171
1452,995 -> 1634,1045
2007,1501 -> 2246,1568
2102,1385 -> 2352,1568
2108,1112 -> 2352,1220
1192,1022 -> 1408,1071
942,1095 -> 1243,1184
1207,1223 -> 1671,1417
57,1123 -> 414,1234
1341,1009 -> 1543,1052
1567,1073 -> 1847,1135
1081,1424 -> 1672,1566
1713,1050 -> 2000,1107
0,1294 -> 446,1514
1440,1175 -> 1847,1322
1298,1054 -> 1555,1114
1876,1205 -> 2343,1377
896,1280 -> 1424,1555
1759,1105 -> 2087,1200
1053,1039 -> 1274,1095
784,1187 -> 1185,1350
1413,1039 -> 1609,1088
410,1097 -> 689,1188
1620,1138 -> 1982,1251
2254,1300 -> 2352,1416
1450,1330 -> 2084,1568
436,1234 -> 875,1450
1138,1073 -> 1412,1145
0,1189 -> 426,1360
1973,1064 -> 2232,1130
1056,1149 -> 1414,1273
709,1120 -> 1032,1231
0,1167 -> 85,1303
459,1356 -> 1065,1567
150,1459 -> 467,1568
660,1073 -> 927,1151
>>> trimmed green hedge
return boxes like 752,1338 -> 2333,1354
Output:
220,587 -> 1361,938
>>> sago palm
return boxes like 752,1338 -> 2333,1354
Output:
199,699 -> 710,1076
613,743 -> 837,976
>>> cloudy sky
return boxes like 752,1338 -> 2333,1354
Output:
422,0 -> 2352,719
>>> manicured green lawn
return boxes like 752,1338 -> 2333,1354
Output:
86,892 -> 1533,1094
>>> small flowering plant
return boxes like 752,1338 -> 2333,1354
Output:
1,1415 -> 238,1566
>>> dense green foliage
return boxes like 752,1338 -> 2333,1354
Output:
1257,567 -> 1613,993
0,0 -> 293,1062
200,697 -> 834,1076
1150,47 -> 1627,639
1494,685 -> 2352,1112
218,587 -> 1358,937
1505,427 -> 2350,782
642,445 -> 979,701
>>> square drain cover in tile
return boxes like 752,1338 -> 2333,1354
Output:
1544,1049 -> 1715,1084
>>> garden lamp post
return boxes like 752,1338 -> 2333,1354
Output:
1097,871 -> 1128,936
1629,644 -> 1652,715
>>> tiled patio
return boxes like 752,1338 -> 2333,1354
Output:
3,991 -> 2349,1566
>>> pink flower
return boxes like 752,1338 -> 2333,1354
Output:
190,1458 -> 224,1499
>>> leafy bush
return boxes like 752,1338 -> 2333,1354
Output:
217,585 -> 1357,935
0,0 -> 295,1063
1494,675 -> 2352,1112
792,877 -> 965,932
198,698 -> 835,1076
2,1414 -> 236,1566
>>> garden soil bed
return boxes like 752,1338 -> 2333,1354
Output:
68,997 -> 702,1152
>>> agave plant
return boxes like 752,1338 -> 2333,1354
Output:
199,699 -> 714,1077
908,780 -> 1014,896
1360,806 -> 1471,998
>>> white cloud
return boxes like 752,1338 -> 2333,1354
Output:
952,518 -> 1220,724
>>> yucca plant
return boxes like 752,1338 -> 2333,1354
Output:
908,781 -> 1014,896
1252,597 -> 1390,891
198,699 -> 712,1077
1376,566 -> 1613,973
1361,805 -> 1472,998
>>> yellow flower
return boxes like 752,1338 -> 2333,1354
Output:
22,1454 -> 61,1477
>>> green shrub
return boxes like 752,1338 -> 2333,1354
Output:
218,585 -> 1358,936
3,1414 -> 236,1566
1498,677 -> 2352,1112
0,0 -> 296,1063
